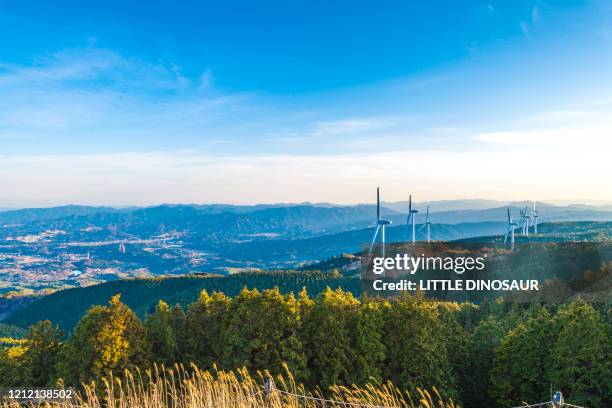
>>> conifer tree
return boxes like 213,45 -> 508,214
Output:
145,301 -> 176,365
382,295 -> 456,398
490,307 -> 557,406
221,288 -> 306,378
55,294 -> 151,384
185,290 -> 229,369
463,315 -> 505,408
549,300 -> 611,407
169,303 -> 187,363
302,288 -> 358,389
21,320 -> 63,386
354,297 -> 386,385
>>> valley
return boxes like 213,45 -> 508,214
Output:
1,202 -> 611,298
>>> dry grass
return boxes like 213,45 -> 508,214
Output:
1,364 -> 459,408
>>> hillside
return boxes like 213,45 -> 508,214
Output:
7,225 -> 612,333
0,322 -> 26,338
2,204 -> 396,240
458,221 -> 612,244
212,221 -> 505,265
0,205 -> 121,224
5,271 -> 357,333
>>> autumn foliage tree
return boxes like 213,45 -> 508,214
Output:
56,294 -> 151,384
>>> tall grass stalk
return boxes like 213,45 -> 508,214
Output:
1,364 -> 459,408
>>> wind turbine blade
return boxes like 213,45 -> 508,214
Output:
504,227 -> 510,244
368,225 -> 380,255
425,206 -> 430,223
507,208 -> 511,222
409,194 -> 412,212
418,224 -> 426,231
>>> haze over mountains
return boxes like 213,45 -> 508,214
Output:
3,199 -> 612,229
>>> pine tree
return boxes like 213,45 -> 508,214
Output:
220,288 -> 306,378
462,316 -> 505,408
145,301 -> 176,365
302,288 -> 358,389
490,307 -> 557,406
21,320 -> 63,386
382,294 -> 457,399
169,304 -> 187,363
185,290 -> 229,369
354,297 -> 386,385
549,300 -> 611,407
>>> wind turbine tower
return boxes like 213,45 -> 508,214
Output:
504,208 -> 518,250
368,187 -> 392,257
532,203 -> 539,234
418,205 -> 432,243
523,205 -> 531,236
406,195 -> 419,244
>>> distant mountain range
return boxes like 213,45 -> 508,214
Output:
0,205 -> 121,224
2,200 -> 612,233
1,204 -> 391,240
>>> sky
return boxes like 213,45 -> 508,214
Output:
0,0 -> 611,207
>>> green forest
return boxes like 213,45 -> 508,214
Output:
0,286 -> 610,408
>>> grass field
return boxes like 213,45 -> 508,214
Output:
0,364 -> 459,408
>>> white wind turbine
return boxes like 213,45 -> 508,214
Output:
523,205 -> 531,236
418,205 -> 432,243
504,208 -> 518,250
532,202 -> 539,234
406,195 -> 419,244
368,187 -> 392,257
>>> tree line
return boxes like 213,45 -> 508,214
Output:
6,271 -> 359,331
0,288 -> 610,408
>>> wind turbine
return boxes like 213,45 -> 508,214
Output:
418,205 -> 432,243
523,205 -> 531,236
368,187 -> 392,257
504,208 -> 518,250
532,202 -> 539,234
406,195 -> 419,244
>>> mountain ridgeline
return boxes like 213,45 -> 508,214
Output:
3,201 -> 612,240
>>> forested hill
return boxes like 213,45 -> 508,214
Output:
5,271 -> 357,333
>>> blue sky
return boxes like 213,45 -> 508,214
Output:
0,1 -> 611,206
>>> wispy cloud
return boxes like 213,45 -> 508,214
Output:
519,4 -> 543,38
0,47 -> 250,146
310,118 -> 395,136
0,48 -> 193,91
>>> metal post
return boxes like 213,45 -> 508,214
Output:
264,378 -> 274,407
